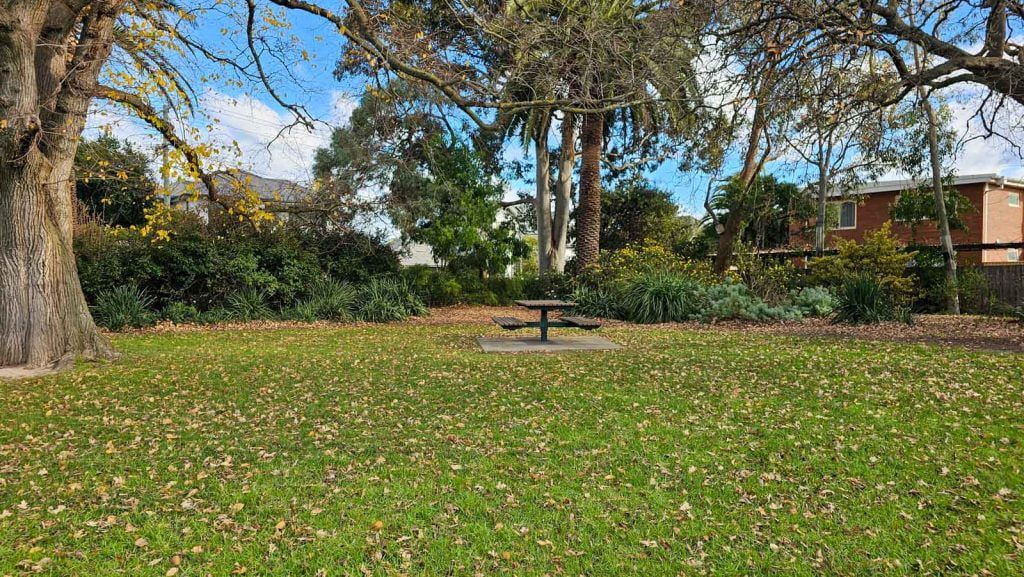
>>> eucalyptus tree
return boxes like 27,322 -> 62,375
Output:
776,51 -> 899,256
795,1 -> 1024,108
703,6 -> 810,273
283,0 -> 710,269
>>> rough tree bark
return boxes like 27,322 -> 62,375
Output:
551,113 -> 575,273
576,112 -> 603,269
0,0 -> 122,369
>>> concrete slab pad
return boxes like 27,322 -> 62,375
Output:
477,335 -> 621,353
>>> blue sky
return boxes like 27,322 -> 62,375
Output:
85,9 -> 1024,217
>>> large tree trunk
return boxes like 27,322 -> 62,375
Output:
0,0 -> 120,370
534,113 -> 553,274
551,112 -> 575,274
0,157 -> 115,369
576,112 -> 603,269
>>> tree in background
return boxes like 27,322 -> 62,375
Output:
393,137 -> 529,277
599,177 -> 697,253
74,135 -> 157,227
312,83 -> 527,276
704,174 -> 811,254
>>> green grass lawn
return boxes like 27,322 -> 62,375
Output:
2,325 -> 1022,576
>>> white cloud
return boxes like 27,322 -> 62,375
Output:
196,89 -> 358,182
946,98 -> 1024,178
84,89 -> 360,183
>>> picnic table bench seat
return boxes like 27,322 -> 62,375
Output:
560,316 -> 601,330
492,316 -> 527,330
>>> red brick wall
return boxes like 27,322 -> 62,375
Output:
982,187 -> 1024,263
790,182 -> 1024,265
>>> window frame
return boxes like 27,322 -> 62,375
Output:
1009,191 -> 1021,207
1009,248 -> 1021,262
835,200 -> 857,230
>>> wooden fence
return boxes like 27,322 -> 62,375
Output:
971,264 -> 1024,307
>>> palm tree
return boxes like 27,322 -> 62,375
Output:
505,0 -> 705,268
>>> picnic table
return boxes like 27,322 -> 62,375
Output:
492,299 -> 601,342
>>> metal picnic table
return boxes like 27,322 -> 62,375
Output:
491,299 -> 601,342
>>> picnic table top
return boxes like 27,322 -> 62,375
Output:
514,299 -> 576,310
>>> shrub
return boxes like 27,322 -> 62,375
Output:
700,282 -> 803,322
620,271 -> 706,324
957,268 -> 999,315
523,272 -> 574,300
587,240 -> 717,286
809,222 -> 917,303
1011,306 -> 1024,324
302,278 -> 358,321
791,286 -> 834,317
161,301 -> 200,324
199,307 -> 231,324
572,284 -> 622,318
92,286 -> 156,331
733,252 -> 798,304
403,266 -> 462,306
833,275 -> 911,324
227,288 -> 273,321
357,278 -> 428,323
75,216 -> 400,314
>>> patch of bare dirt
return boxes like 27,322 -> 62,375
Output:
0,365 -> 60,380
416,306 -> 1023,353
120,306 -> 1022,353
666,315 -> 1024,354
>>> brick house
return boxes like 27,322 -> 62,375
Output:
791,173 -> 1024,264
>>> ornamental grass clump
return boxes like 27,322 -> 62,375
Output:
304,278 -> 359,321
621,271 -> 706,323
92,286 -> 156,331
571,284 -> 622,319
833,275 -> 912,325
357,277 -> 428,323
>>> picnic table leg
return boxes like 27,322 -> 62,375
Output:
540,309 -> 549,342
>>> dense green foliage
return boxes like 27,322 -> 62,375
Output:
2,326 -> 1021,575
73,214 -> 416,329
704,174 -> 814,251
910,248 -> 1000,314
809,222 -> 917,302
599,178 -> 698,252
90,286 -> 156,330
313,86 -> 525,276
74,135 -> 157,227
620,271 -> 708,323
401,266 -> 532,306
888,184 -> 974,237
356,277 -> 429,322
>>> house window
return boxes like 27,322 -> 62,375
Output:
1010,192 -> 1020,207
1009,248 -> 1021,262
837,201 -> 857,230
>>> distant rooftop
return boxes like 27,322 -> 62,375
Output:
832,173 -> 1024,197
166,170 -> 308,204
